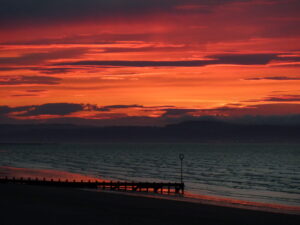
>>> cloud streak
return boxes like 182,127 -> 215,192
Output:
245,76 -> 300,80
263,95 -> 300,102
55,53 -> 281,67
0,75 -> 61,85
0,103 -> 84,117
0,48 -> 87,65
21,103 -> 85,116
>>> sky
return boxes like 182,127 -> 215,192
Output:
1,0 -> 300,126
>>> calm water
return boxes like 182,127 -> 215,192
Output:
0,143 -> 299,206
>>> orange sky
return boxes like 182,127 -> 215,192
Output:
1,0 -> 300,125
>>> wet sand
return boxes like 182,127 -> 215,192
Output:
0,183 -> 299,225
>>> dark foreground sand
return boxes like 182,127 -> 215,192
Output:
0,184 -> 299,225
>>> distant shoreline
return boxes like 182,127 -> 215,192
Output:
2,121 -> 300,143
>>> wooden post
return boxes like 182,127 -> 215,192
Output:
154,183 -> 157,193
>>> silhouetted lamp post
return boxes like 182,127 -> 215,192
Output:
179,153 -> 184,184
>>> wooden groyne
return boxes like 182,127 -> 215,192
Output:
0,177 -> 184,194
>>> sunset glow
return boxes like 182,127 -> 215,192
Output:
1,0 -> 300,126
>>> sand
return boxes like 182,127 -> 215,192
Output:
0,184 -> 299,225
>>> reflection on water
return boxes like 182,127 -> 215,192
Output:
0,166 -> 104,182
0,143 -> 299,207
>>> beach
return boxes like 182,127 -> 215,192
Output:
1,183 -> 299,225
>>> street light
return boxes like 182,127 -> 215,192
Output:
179,153 -> 184,184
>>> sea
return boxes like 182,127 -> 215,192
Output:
0,143 -> 299,208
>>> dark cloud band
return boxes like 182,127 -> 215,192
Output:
0,0 -> 246,26
54,53 -> 280,67
245,76 -> 300,81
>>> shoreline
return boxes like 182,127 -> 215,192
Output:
1,183 -> 299,225
1,165 -> 300,216
91,189 -> 300,216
